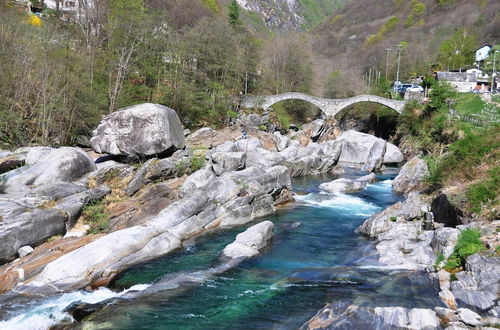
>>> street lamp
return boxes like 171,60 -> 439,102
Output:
395,44 -> 403,86
385,48 -> 392,79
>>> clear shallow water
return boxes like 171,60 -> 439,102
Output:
0,169 -> 442,329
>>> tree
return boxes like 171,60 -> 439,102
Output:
228,0 -> 240,26
437,28 -> 477,71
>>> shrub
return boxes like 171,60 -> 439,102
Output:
389,216 -> 397,222
444,229 -> 484,271
191,155 -> 205,171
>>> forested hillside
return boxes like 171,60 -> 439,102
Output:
310,0 -> 500,97
0,0 -> 315,147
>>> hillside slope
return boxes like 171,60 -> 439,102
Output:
309,0 -> 499,95
227,0 -> 349,30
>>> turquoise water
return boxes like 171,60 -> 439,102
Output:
84,170 -> 441,329
0,170 -> 442,329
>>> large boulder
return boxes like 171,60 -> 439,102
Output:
91,103 -> 185,157
319,173 -> 376,194
384,142 -> 404,163
337,130 -> 388,168
222,221 -> 274,259
361,139 -> 387,172
6,147 -> 96,190
392,157 -> 429,194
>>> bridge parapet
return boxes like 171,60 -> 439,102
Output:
242,92 -> 406,117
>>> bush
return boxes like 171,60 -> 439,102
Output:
444,229 -> 484,270
434,253 -> 445,268
191,155 -> 206,171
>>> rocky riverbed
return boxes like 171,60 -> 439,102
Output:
0,103 -> 498,329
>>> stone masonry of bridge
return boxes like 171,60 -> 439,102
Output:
241,92 -> 406,117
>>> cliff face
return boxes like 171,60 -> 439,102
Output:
235,0 -> 348,30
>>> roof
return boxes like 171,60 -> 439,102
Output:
475,44 -> 493,52
436,72 -> 477,82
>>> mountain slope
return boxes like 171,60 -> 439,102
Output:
229,0 -> 350,30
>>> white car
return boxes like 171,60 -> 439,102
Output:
406,85 -> 424,92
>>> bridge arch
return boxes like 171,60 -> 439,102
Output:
241,92 -> 406,117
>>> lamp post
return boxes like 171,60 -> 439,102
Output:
491,50 -> 498,93
385,48 -> 391,79
395,44 -> 403,85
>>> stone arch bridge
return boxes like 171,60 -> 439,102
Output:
241,92 -> 406,117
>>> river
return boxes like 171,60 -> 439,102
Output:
0,169 -> 442,329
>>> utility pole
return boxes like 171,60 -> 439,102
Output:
396,44 -> 403,84
244,71 -> 248,97
491,50 -> 498,93
385,48 -> 391,79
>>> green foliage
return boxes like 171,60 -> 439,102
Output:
228,0 -> 240,26
437,28 -> 478,70
444,229 -> 485,271
365,16 -> 400,46
389,216 -> 397,222
466,167 -> 500,214
434,253 -> 445,268
258,124 -> 267,131
428,81 -> 456,111
405,1 -> 426,28
202,0 -> 220,13
297,0 -> 346,29
191,155 -> 206,171
82,200 -> 110,234
436,0 -> 455,5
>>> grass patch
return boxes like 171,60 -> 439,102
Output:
454,93 -> 485,116
434,253 -> 445,268
466,166 -> 499,215
81,200 -> 110,234
444,229 -> 485,271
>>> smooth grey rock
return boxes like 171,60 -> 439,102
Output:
18,245 -> 34,258
222,221 -> 274,259
239,114 -> 264,127
30,182 -> 87,201
432,227 -> 460,258
457,308 -> 481,326
215,141 -> 238,153
451,254 -> 500,312
186,127 -> 217,143
302,119 -> 326,141
273,131 -> 290,151
7,147 -> 96,190
358,192 -> 426,238
337,130 -> 388,169
362,139 -> 387,172
211,152 -> 246,176
384,142 -> 404,164
444,322 -> 471,330
392,157 -> 429,194
183,128 -> 191,137
91,103 -> 185,157
319,173 -> 376,194
0,209 -> 67,263
303,304 -> 439,330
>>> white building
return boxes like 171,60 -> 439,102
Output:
436,72 -> 477,93
475,45 -> 492,62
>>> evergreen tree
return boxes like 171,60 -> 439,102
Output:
228,0 -> 240,26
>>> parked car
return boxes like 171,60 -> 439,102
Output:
396,84 -> 414,93
406,85 -> 424,92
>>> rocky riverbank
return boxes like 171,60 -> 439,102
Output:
0,103 -> 497,329
303,156 -> 500,330
0,103 -> 402,297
